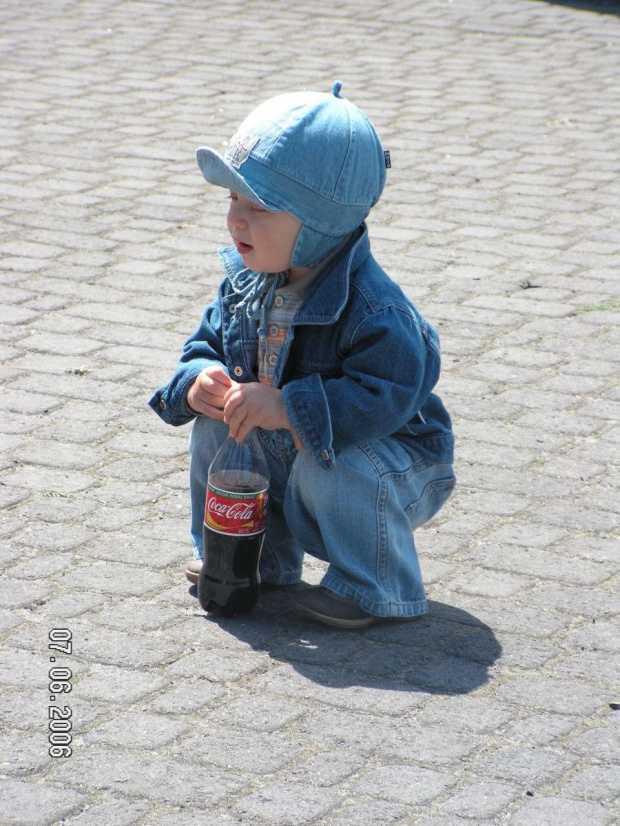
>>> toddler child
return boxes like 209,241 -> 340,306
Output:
149,82 -> 455,628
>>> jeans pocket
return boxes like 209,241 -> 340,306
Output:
405,476 -> 455,529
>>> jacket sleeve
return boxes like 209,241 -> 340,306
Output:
282,307 -> 440,469
148,295 -> 229,426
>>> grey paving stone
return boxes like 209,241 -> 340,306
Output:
472,745 -> 574,787
208,694 -> 309,732
428,593 -> 570,639
90,599 -> 179,631
172,726 -> 305,775
413,818 -> 492,826
147,816 -> 237,826
13,522 -> 94,552
0,607 -> 25,635
246,662 -> 429,714
0,578 -> 51,609
60,620 -> 183,669
96,456 -> 180,483
298,709 -> 480,766
322,800 -> 409,826
524,583 -> 620,620
270,628 -> 368,667
30,591 -> 107,619
58,799 -> 151,826
503,713 -> 577,747
0,777 -> 87,826
165,647 -> 266,683
2,464 -> 96,495
81,506 -> 147,533
285,751 -> 365,787
440,781 -> 519,818
477,523 -> 567,549
144,680 -> 226,714
83,710 -> 191,748
76,663 -> 168,704
405,653 -> 497,694
0,484 -> 30,508
351,764 -> 456,805
48,746 -> 247,808
562,620 -> 620,654
464,543 -> 614,586
552,651 -> 620,686
493,677 -> 613,717
0,730 -> 53,776
82,480 -> 169,507
58,561 -> 169,598
448,570 -> 530,598
508,797 -> 615,826
416,696 -> 515,734
531,503 -> 620,534
566,719 -> 620,763
7,553 -> 73,579
0,687 -> 108,734
232,784 -> 339,825
17,495 -> 94,523
561,764 -> 620,804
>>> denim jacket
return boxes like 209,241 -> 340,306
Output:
149,225 -> 454,471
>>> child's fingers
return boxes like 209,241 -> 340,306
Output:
224,397 -> 251,442
204,366 -> 233,388
222,382 -> 246,411
203,404 -> 226,421
234,417 -> 255,443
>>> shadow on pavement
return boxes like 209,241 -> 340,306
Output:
197,591 -> 502,696
535,0 -> 620,15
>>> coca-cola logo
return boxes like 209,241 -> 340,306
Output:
207,499 -> 255,522
205,486 -> 267,536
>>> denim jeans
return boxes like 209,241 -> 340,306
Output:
189,417 -> 455,618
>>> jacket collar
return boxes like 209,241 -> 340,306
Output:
218,223 -> 371,326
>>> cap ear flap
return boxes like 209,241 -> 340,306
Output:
290,225 -> 350,268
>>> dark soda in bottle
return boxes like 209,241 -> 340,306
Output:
198,429 -> 269,617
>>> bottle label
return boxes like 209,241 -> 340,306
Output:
205,482 -> 268,536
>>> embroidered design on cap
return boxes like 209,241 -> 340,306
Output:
226,133 -> 260,168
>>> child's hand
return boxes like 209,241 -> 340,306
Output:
187,366 -> 236,420
223,382 -> 290,443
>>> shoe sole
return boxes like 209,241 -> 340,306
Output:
293,600 -> 420,630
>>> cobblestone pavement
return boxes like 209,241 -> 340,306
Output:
1,0 -> 619,823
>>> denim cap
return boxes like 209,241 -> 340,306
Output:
196,82 -> 387,268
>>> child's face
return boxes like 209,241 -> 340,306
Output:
227,191 -> 303,275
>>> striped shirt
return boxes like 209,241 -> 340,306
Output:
257,236 -> 351,387
258,289 -> 302,386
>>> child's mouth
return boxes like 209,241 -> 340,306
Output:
235,241 -> 253,255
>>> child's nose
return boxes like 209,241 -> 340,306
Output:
228,201 -> 248,229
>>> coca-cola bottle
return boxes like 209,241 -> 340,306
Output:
198,429 -> 269,617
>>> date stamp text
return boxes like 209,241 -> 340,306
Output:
48,628 -> 73,757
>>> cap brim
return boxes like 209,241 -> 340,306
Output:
196,147 -> 277,211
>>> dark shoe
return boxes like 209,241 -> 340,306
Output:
185,559 -> 298,592
292,586 -> 418,629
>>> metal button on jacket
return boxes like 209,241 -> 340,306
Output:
159,399 -> 166,410
233,366 -> 243,377
321,449 -> 330,460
